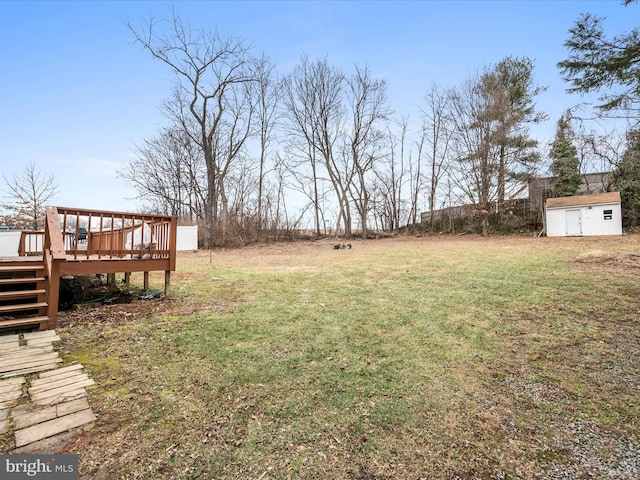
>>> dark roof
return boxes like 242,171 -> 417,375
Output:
545,192 -> 621,209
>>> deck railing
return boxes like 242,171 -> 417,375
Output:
18,230 -> 45,256
19,207 -> 177,267
57,207 -> 176,265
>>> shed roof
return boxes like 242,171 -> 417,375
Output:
545,192 -> 621,209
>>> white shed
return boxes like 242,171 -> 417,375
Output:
545,192 -> 622,237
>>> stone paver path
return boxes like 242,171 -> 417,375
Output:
0,330 -> 96,450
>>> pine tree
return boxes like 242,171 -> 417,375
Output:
558,2 -> 640,118
611,130 -> 640,226
549,116 -> 581,197
493,56 -> 546,210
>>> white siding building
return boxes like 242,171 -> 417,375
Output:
176,225 -> 198,251
545,192 -> 622,237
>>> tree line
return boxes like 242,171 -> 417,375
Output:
122,12 -> 554,247
2,3 -> 638,241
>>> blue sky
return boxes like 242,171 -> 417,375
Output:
0,0 -> 636,213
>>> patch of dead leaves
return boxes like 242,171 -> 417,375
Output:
574,251 -> 640,270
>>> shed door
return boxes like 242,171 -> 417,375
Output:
565,209 -> 582,236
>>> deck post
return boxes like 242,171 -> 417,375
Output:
124,272 -> 131,286
164,270 -> 171,297
143,271 -> 149,290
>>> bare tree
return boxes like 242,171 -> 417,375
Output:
419,84 -> 455,231
346,64 -> 390,239
395,118 -> 411,230
2,162 -> 58,230
372,119 -> 410,232
253,55 -> 280,235
130,12 -> 258,248
562,113 -> 628,181
282,56 -> 345,236
212,75 -> 259,242
264,151 -> 294,234
120,125 -> 205,221
450,70 -> 499,236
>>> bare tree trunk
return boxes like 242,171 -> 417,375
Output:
311,151 -> 322,236
254,55 -> 278,237
410,133 -> 424,227
204,159 -> 217,248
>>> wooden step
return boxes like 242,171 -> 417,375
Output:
0,265 -> 44,273
0,302 -> 47,314
1,352 -> 61,371
0,289 -> 46,301
0,316 -> 49,330
0,277 -> 46,285
31,365 -> 84,386
29,377 -> 94,400
24,331 -> 60,341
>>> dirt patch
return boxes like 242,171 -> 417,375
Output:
574,251 -> 640,270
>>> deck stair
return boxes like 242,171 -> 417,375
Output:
0,259 -> 50,331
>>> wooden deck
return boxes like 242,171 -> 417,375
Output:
0,330 -> 96,451
1,206 -> 177,331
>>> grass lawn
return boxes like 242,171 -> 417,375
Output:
10,235 -> 640,479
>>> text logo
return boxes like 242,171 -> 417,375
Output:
0,455 -> 78,480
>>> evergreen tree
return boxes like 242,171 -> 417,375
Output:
611,130 -> 640,226
450,57 -> 545,236
549,116 -> 581,197
558,1 -> 640,118
493,56 -> 546,209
